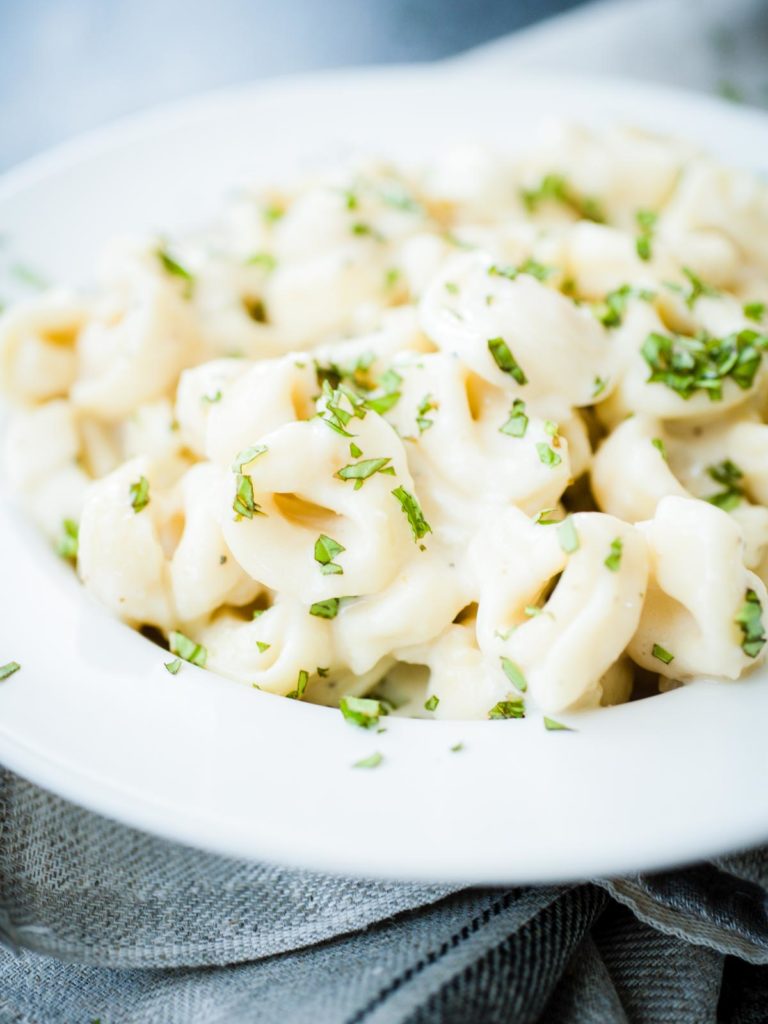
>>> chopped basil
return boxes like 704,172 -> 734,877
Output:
520,173 -> 604,222
592,377 -> 608,398
336,456 -> 393,490
679,266 -> 719,308
351,222 -> 384,242
450,742 -> 464,752
635,209 -> 658,261
500,657 -> 527,692
233,474 -> 263,519
256,641 -> 271,653
417,393 -> 437,434
604,538 -> 623,571
263,203 -> 285,223
57,518 -> 79,560
384,267 -> 401,289
651,643 -> 674,665
424,694 -> 440,711
488,699 -> 525,720
314,534 -> 345,576
706,459 -> 745,510
735,589 -> 766,658
651,437 -> 668,460
340,695 -> 389,728
350,442 -> 363,458
364,392 -> 401,415
744,301 -> 765,323
488,258 -> 554,282
129,476 -> 150,514
536,442 -> 562,467
202,390 -> 222,404
169,631 -> 207,667
557,516 -> 579,554
156,247 -> 194,295
543,716 -> 575,731
533,507 -> 561,525
591,284 -> 656,328
496,399 -> 527,439
231,445 -> 268,472
444,281 -> 459,295
164,658 -> 182,675
309,598 -> 341,619
641,328 -> 767,400
353,752 -> 383,769
487,337 -> 528,384
0,661 -> 20,681
391,486 -> 432,541
245,251 -> 277,272
286,669 -> 309,700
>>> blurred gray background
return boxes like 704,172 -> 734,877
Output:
0,0 -> 584,171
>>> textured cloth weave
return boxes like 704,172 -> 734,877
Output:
2,769 -> 768,1023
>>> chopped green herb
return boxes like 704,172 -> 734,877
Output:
604,538 -> 623,571
309,598 -> 341,619
391,486 -> 432,541
524,605 -> 542,617
233,474 -> 263,519
735,588 -> 766,658
384,267 -> 401,289
450,742 -> 464,753
202,390 -> 222,404
314,534 -> 345,576
263,203 -> 285,223
416,393 -> 438,434
488,259 -> 554,283
635,209 -> 658,261
350,442 -> 363,458
164,658 -> 182,675
536,442 -> 562,467
129,476 -> 150,514
156,247 -> 194,295
676,267 -> 720,309
744,301 -> 766,323
340,695 -> 389,728
487,337 -> 528,384
256,641 -> 271,653
351,222 -> 384,241
424,694 -> 440,711
706,458 -> 745,510
592,284 -> 637,328
533,507 -> 561,525
500,398 -> 528,438
317,666 -> 330,678
444,281 -> 459,295
169,631 -> 207,667
287,669 -> 309,700
500,657 -> 527,693
336,457 -> 393,489
592,377 -> 608,398
557,516 -> 579,554
641,328 -> 767,400
488,699 -> 525,720
652,437 -> 668,460
231,445 -> 268,472
0,662 -> 20,681
57,518 -> 79,560
245,251 -> 277,272
652,643 -> 674,665
353,751 -> 383,769
521,173 -> 604,222
543,716 -> 575,731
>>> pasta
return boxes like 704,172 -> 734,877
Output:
3,123 -> 768,723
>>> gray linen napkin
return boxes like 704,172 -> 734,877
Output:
1,767 -> 767,1024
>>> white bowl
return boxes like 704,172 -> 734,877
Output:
2,66 -> 768,883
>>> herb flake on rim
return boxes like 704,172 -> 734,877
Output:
544,716 -> 575,731
0,662 -> 20,681
353,752 -> 383,769
164,658 -> 182,675
340,695 -> 389,729
169,631 -> 207,668
488,699 -> 525,720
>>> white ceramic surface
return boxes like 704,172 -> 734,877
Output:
2,67 -> 768,883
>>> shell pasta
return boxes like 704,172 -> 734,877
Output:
3,123 -> 768,720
